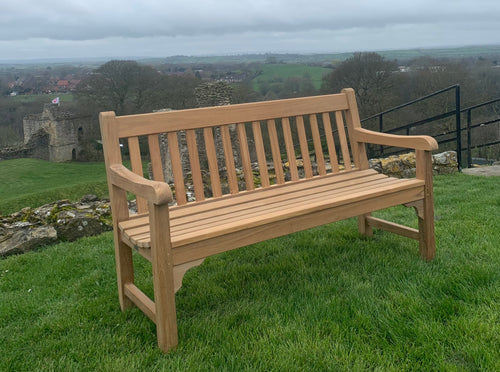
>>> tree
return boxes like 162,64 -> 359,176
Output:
75,60 -> 201,116
321,53 -> 398,116
75,60 -> 161,115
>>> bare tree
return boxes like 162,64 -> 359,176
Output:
322,52 -> 398,116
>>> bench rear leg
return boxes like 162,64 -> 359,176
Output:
114,240 -> 135,310
358,213 -> 373,237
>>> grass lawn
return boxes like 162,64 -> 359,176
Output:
0,158 -> 108,215
1,173 -> 499,371
252,64 -> 331,91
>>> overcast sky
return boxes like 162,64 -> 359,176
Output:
1,0 -> 499,61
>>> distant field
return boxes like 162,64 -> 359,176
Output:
7,93 -> 73,103
252,63 -> 331,92
159,45 -> 500,65
0,158 -> 108,215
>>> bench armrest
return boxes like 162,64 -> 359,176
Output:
353,128 -> 438,151
109,164 -> 173,205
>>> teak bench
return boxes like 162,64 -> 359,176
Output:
99,88 -> 437,352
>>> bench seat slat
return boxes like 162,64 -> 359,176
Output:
119,173 -> 424,251
120,172 -> 388,237
126,177 -> 409,241
118,169 -> 379,225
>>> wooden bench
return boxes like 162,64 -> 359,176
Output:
99,88 -> 437,352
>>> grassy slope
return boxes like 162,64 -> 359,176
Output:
0,158 -> 108,215
1,173 -> 499,371
252,63 -> 331,91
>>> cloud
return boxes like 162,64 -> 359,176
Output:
4,0 -> 500,41
2,0 -> 499,60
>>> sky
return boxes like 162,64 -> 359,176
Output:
1,0 -> 499,61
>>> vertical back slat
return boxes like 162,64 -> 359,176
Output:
237,123 -> 255,191
203,127 -> 222,198
267,119 -> 285,184
282,117 -> 299,181
186,129 -> 204,201
322,112 -> 340,173
343,88 -> 369,169
148,134 -> 164,181
167,132 -> 187,205
252,121 -> 270,188
221,125 -> 239,194
296,116 -> 313,178
335,111 -> 352,170
309,114 -> 326,176
128,136 -> 147,213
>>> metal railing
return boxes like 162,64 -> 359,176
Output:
291,85 -> 499,170
463,98 -> 500,166
361,85 -> 500,169
361,85 -> 462,165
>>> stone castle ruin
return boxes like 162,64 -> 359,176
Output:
22,103 -> 91,162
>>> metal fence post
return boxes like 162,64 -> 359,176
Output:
379,114 -> 384,155
467,109 -> 472,168
455,86 -> 462,170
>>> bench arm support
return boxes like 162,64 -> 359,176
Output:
109,164 -> 173,206
353,128 -> 438,151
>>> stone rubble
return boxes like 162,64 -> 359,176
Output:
0,195 -> 112,257
368,151 -> 458,178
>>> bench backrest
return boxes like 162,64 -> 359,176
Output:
100,88 -> 368,212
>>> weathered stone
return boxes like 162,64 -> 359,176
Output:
0,225 -> 57,256
0,197 -> 113,256
56,217 -> 107,241
369,151 -> 458,178
81,194 -> 99,203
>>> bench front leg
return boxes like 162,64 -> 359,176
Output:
149,202 -> 178,352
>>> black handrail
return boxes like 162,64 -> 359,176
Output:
293,85 -> 499,170
361,84 -> 462,167
462,97 -> 500,166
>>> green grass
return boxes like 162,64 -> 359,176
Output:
1,172 -> 499,370
252,63 -> 331,92
0,158 -> 108,215
7,93 -> 74,103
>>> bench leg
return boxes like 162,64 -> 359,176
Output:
415,150 -> 436,261
114,240 -> 135,310
415,198 -> 436,261
149,202 -> 178,352
358,213 -> 373,237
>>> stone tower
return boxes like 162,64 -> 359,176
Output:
23,103 -> 86,162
